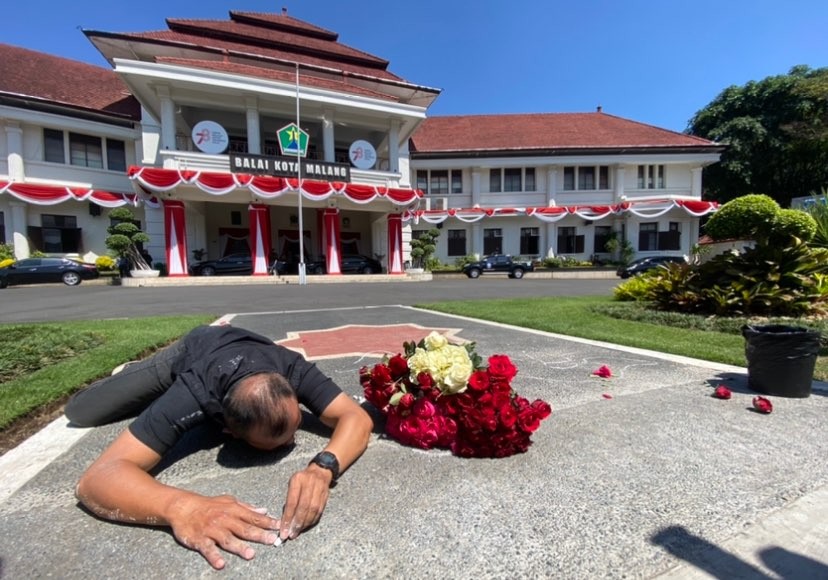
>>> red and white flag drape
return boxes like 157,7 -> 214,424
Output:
387,213 -> 404,275
248,204 -> 272,275
163,200 -> 188,277
323,208 -> 342,275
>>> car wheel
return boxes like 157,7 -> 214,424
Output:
310,265 -> 324,275
467,268 -> 481,279
201,266 -> 216,276
62,272 -> 82,286
512,269 -> 524,279
361,266 -> 374,274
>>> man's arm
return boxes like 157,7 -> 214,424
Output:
278,392 -> 372,540
75,429 -> 280,570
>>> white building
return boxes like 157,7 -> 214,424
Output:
1,10 -> 723,274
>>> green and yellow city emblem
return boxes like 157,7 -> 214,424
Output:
277,123 -> 309,157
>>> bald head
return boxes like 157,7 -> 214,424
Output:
222,372 -> 301,448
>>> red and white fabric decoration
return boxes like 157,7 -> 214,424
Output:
163,200 -> 189,277
387,213 -> 404,275
0,180 -> 136,207
323,208 -> 342,275
248,204 -> 271,276
128,167 -> 422,206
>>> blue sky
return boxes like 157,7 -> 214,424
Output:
5,1 -> 827,133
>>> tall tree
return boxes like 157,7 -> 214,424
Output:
687,65 -> 828,207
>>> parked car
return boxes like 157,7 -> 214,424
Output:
190,252 -> 285,276
0,257 -> 99,288
616,255 -> 687,279
340,254 -> 383,274
271,256 -> 327,275
462,255 -> 535,279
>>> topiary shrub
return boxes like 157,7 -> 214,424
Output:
770,208 -> 817,243
0,244 -> 13,262
703,193 -> 780,242
105,207 -> 152,271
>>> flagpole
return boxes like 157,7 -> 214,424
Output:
295,62 -> 306,285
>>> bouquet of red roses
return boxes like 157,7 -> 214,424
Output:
359,332 -> 552,458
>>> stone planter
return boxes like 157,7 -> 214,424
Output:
130,269 -> 161,278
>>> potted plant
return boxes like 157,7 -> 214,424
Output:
105,207 -> 158,278
408,228 -> 441,272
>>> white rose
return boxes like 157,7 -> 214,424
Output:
424,331 -> 448,351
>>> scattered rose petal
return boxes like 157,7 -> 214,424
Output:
752,396 -> 773,414
713,385 -> 732,400
592,365 -> 612,378
602,393 -> 613,399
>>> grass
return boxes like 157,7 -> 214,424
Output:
416,296 -> 828,381
0,315 -> 214,429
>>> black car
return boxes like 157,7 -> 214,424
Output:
462,254 -> 535,279
0,257 -> 99,288
340,254 -> 383,274
271,256 -> 327,275
616,255 -> 687,279
189,252 -> 255,276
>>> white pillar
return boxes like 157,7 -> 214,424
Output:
546,166 -> 558,205
388,120 -> 400,172
10,202 -> 29,258
546,223 -> 556,257
471,168 -> 482,207
5,121 -> 24,181
322,110 -> 335,162
614,165 -> 626,201
691,167 -> 703,198
157,86 -> 176,152
245,96 -> 261,155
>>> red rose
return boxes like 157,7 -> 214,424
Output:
499,404 -> 518,428
752,396 -> 773,414
488,355 -> 518,381
468,370 -> 490,391
387,354 -> 409,379
413,398 -> 436,418
416,372 -> 434,389
713,385 -> 732,400
591,365 -> 612,378
398,392 -> 415,409
517,409 -> 541,433
530,399 -> 552,420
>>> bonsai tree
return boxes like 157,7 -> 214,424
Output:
409,228 -> 441,270
105,207 -> 152,271
704,193 -> 817,245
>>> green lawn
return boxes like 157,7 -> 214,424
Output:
0,315 -> 214,429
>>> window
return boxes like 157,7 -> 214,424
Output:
563,166 -> 610,191
557,227 -> 585,254
44,129 -> 126,171
44,129 -> 65,163
637,165 -> 665,189
483,228 -> 502,255
594,226 -> 612,254
489,168 -> 534,192
638,222 -> 658,251
106,139 -> 127,172
230,211 -> 242,226
658,222 -> 681,250
520,227 -> 539,255
38,214 -> 80,253
447,229 -> 466,256
417,170 -> 462,194
70,133 -> 103,168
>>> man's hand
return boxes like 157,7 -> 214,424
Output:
278,464 -> 332,540
168,494 -> 280,570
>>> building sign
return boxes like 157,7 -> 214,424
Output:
277,123 -> 309,157
191,120 -> 229,154
230,153 -> 351,182
349,139 -> 377,170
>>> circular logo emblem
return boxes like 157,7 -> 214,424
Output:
349,140 -> 377,170
191,120 -> 229,154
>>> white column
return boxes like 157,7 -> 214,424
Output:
614,165 -> 626,201
471,168 -> 482,207
4,121 -> 24,181
245,96 -> 261,155
471,222 -> 482,258
388,120 -> 400,173
546,223 -> 556,258
157,86 -> 176,152
691,167 -> 703,198
10,202 -> 29,258
546,166 -> 558,205
322,110 -> 335,162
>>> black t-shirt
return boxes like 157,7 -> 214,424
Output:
129,325 -> 342,454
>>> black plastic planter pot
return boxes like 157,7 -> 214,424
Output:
742,324 -> 821,398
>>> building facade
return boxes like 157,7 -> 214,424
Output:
0,10 -> 723,275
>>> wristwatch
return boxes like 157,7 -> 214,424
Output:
309,451 -> 340,484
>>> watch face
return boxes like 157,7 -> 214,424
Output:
312,451 -> 340,480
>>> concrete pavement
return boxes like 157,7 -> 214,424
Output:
1,305 -> 827,579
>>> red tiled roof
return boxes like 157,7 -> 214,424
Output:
156,57 -> 400,102
0,43 -> 140,120
229,11 -> 339,40
410,112 -> 720,154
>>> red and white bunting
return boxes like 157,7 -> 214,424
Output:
0,180 -> 137,207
